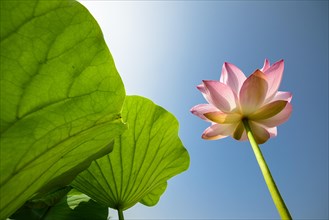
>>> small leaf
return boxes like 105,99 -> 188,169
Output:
44,189 -> 108,220
0,0 -> 126,218
26,186 -> 72,209
72,96 -> 190,211
10,189 -> 108,220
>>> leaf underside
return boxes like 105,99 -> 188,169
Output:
72,96 -> 190,211
0,0 -> 126,218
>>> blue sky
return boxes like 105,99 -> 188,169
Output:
80,1 -> 328,219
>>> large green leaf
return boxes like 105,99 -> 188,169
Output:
72,96 -> 190,211
10,188 -> 108,220
0,0 -> 126,218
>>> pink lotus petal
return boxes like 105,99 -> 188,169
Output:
249,100 -> 288,121
239,70 -> 268,115
260,59 -> 270,72
220,62 -> 246,95
197,83 -> 216,107
264,59 -> 284,100
249,121 -> 271,144
190,104 -> 219,121
197,84 -> 206,94
266,126 -> 277,138
258,102 -> 292,127
202,80 -> 237,112
271,91 -> 292,102
202,123 -> 236,140
204,111 -> 241,124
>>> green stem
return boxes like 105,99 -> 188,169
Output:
118,209 -> 124,220
242,119 -> 292,220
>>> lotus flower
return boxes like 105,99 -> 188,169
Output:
191,59 -> 292,144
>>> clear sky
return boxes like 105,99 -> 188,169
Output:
80,1 -> 328,219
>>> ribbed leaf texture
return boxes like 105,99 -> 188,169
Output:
0,0 -> 126,218
72,96 -> 190,211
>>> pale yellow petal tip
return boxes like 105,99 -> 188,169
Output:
202,133 -> 228,140
204,112 -> 241,124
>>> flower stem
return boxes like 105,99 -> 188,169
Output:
242,119 -> 292,220
118,209 -> 124,220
